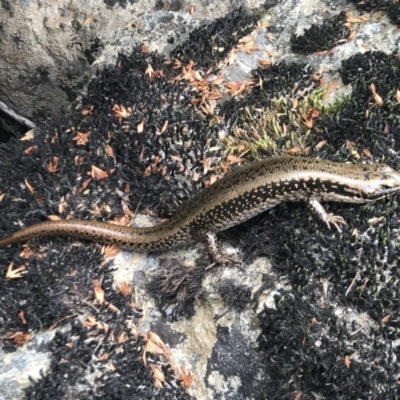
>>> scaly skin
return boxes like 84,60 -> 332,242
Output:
1,157 -> 400,264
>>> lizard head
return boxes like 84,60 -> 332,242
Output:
364,164 -> 400,197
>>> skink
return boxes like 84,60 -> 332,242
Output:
1,156 -> 400,265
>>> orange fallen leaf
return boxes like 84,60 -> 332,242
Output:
18,310 -> 27,325
226,155 -> 245,164
149,364 -> 165,388
116,282 -> 133,297
10,331 -> 32,346
98,353 -> 109,361
93,279 -> 105,304
19,130 -> 34,141
323,81 -> 340,99
362,148 -> 372,157
82,315 -> 104,330
117,332 -> 129,343
145,64 -> 155,80
259,58 -> 272,67
395,89 -> 400,103
141,43 -> 150,53
72,131 -> 91,146
90,165 -> 109,180
160,120 -> 169,134
112,104 -> 131,119
369,83 -> 383,106
143,332 -> 171,364
266,48 -> 278,57
24,179 -> 35,193
81,105 -> 93,116
83,14 -> 94,26
179,365 -> 193,388
137,118 -> 145,133
107,362 -> 116,371
315,140 -> 327,149
23,145 -> 38,155
382,314 -> 392,324
287,147 -> 302,155
46,156 -> 60,173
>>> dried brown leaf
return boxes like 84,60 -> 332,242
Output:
226,155 -> 244,165
82,105 -> 93,116
323,81 -> 340,99
23,145 -> 38,155
369,83 -> 383,106
10,332 -> 32,346
395,89 -> 400,103
24,179 -> 35,193
83,14 -> 94,26
141,43 -> 150,53
265,48 -> 278,57
362,148 -> 372,158
93,279 -> 105,304
112,104 -> 131,119
149,364 -> 165,388
315,140 -> 327,150
19,130 -> 34,141
137,118 -> 145,133
46,156 -> 60,173
90,166 -> 109,180
179,365 -> 193,388
382,314 -> 392,324
72,131 -> 92,146
143,331 -> 171,364
287,147 -> 302,155
117,332 -> 129,343
98,353 -> 109,361
18,310 -> 27,325
103,144 -> 113,158
259,58 -> 272,67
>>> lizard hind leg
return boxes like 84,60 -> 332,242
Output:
193,230 -> 241,268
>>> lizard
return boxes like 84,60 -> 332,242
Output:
1,156 -> 399,265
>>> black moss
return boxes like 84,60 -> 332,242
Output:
23,320 -> 191,399
1,4 -> 400,399
388,1 -> 400,26
319,51 -> 400,159
258,290 -> 400,398
147,258 -> 206,320
0,243 -> 107,335
103,0 -> 137,8
170,7 -> 261,71
348,0 -> 400,27
219,61 -> 318,142
291,11 -> 349,55
218,280 -> 251,311
83,37 -> 104,65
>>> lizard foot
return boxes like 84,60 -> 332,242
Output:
324,213 -> 347,232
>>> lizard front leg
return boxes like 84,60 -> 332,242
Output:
308,199 -> 347,232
